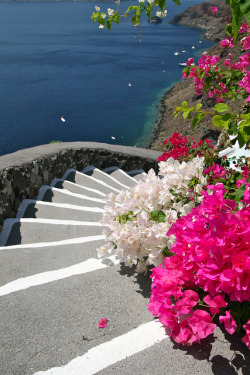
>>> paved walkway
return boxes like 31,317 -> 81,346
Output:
0,166 -> 249,375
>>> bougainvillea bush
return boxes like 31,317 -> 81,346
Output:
98,131 -> 250,348
98,155 -> 206,272
92,0 -> 250,349
148,180 -> 250,347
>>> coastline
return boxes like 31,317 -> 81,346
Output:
147,0 -> 230,151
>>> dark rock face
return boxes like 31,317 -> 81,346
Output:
169,0 -> 231,42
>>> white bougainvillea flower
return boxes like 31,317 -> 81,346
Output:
97,157 -> 206,272
107,8 -> 115,16
95,6 -> 100,11
147,0 -> 154,4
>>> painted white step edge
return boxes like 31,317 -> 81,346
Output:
17,200 -> 104,219
0,255 -> 120,297
82,166 -> 131,189
50,179 -> 106,197
0,235 -> 105,251
0,218 -> 107,247
33,320 -> 168,375
62,168 -> 121,193
37,186 -> 106,203
104,166 -> 139,184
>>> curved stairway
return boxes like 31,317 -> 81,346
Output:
0,166 -> 248,375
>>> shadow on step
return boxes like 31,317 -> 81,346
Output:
23,203 -> 38,218
6,222 -> 22,246
118,263 -> 152,299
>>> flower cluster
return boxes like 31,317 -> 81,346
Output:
184,23 -> 250,103
158,133 -> 218,166
210,7 -> 218,17
97,156 -> 206,272
148,182 -> 250,347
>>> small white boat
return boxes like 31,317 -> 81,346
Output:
128,83 -> 132,87
181,50 -> 186,53
111,136 -> 116,140
199,41 -> 202,43
61,116 -> 66,122
192,46 -> 195,49
174,52 -> 179,56
179,63 -> 187,67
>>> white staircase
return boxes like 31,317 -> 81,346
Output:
0,165 -> 246,375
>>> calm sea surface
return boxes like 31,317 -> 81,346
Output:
0,1 -> 213,156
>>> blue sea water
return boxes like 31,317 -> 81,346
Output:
0,1 -> 214,156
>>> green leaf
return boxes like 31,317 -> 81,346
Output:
240,113 -> 250,122
195,103 -> 203,111
126,6 -> 138,13
240,0 -> 250,25
214,103 -> 230,113
91,12 -> 99,23
146,4 -> 153,19
192,112 -> 205,128
238,128 -> 249,147
106,19 -> 111,30
183,107 -> 194,121
98,16 -> 105,26
213,115 -> 226,130
150,210 -> 166,223
163,247 -> 175,257
159,0 -> 166,13
230,0 -> 243,41
171,0 -> 182,4
112,14 -> 119,24
136,5 -> 141,17
182,101 -> 187,109
131,15 -> 140,26
225,23 -> 233,37
235,183 -> 246,202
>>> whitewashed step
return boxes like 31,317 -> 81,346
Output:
17,200 -> 104,222
0,218 -> 105,246
51,179 -> 106,199
82,166 -> 131,191
0,236 -> 105,286
37,186 -> 106,208
104,167 -> 139,188
64,169 -> 121,195
127,169 -> 146,182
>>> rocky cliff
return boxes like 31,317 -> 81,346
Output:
150,0 -> 244,152
170,0 -> 231,42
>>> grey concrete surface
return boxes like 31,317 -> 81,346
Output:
0,240 -> 105,286
1,163 -> 247,375
20,201 -> 104,222
0,266 -> 152,375
5,220 -> 104,246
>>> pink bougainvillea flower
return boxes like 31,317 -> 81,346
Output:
210,6 -> 218,16
219,311 -> 237,334
203,295 -> 227,315
98,317 -> 108,328
175,290 -> 199,314
241,36 -> 250,50
242,319 -> 250,349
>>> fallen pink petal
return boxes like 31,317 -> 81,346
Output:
98,318 -> 109,328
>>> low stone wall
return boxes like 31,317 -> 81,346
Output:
0,142 -> 161,231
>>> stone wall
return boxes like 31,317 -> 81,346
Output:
0,142 -> 161,231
